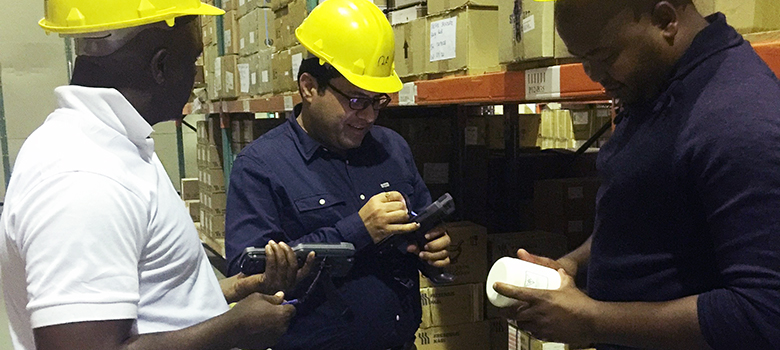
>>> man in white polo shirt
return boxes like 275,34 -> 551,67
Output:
0,1 -> 305,350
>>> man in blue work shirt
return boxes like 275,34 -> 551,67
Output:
224,0 -> 451,349
494,0 -> 780,349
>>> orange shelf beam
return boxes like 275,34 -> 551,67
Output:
558,63 -> 606,100
754,40 -> 780,78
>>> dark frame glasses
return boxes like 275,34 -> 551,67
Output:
327,83 -> 392,111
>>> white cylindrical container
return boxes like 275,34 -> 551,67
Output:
486,257 -> 562,307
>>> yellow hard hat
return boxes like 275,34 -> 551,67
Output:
39,0 -> 224,35
295,0 -> 402,94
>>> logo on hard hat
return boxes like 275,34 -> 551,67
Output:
377,55 -> 389,66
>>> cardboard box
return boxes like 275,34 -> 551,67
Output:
420,283 -> 484,328
222,0 -> 238,11
425,6 -> 499,75
393,19 -> 428,78
181,177 -> 200,200
487,230 -> 568,265
219,54 -> 241,98
198,168 -> 227,193
239,8 -> 276,56
388,4 -> 427,25
239,49 -> 275,96
223,10 -> 240,55
419,221 -> 488,288
201,16 -> 217,46
428,0 -> 497,15
392,0 -> 423,9
237,56 -> 253,97
200,191 -> 227,214
289,44 -> 306,86
415,321 -> 490,350
185,200 -> 200,223
271,0 -> 292,11
533,177 -> 600,250
272,49 -> 294,93
694,0 -> 780,34
498,0 -> 567,63
238,0 -> 256,18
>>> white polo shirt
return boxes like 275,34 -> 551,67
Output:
0,86 -> 229,350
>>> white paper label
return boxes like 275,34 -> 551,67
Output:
224,30 -> 232,49
597,108 -> 612,118
239,0 -> 245,5
523,15 -> 536,33
291,53 -> 303,81
542,343 -> 567,350
240,38 -> 245,49
523,271 -> 549,289
398,82 -> 417,106
243,100 -> 250,112
572,111 -> 589,125
429,17 -> 457,62
464,126 -> 479,146
238,63 -> 250,93
526,66 -> 561,100
250,31 -> 255,44
225,71 -> 234,92
283,95 -> 294,111
192,99 -> 202,113
262,70 -> 269,83
214,58 -> 222,92
423,163 -> 449,184
251,72 -> 257,85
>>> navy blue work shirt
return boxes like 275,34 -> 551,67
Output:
590,14 -> 780,349
225,105 -> 431,350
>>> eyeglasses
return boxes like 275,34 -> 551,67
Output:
327,83 -> 392,111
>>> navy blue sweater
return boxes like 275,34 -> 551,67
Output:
590,14 -> 780,349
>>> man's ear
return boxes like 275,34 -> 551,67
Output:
298,72 -> 319,103
652,1 -> 680,44
150,48 -> 168,85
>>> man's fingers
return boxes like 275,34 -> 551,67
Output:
279,242 -> 298,285
265,241 -> 278,278
382,191 -> 405,203
424,235 -> 451,252
419,250 -> 449,263
493,282 -> 544,303
424,225 -> 447,240
261,291 -> 285,304
298,251 -> 316,280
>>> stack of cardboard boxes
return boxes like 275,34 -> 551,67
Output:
181,178 -> 201,224
271,0 -> 308,94
230,117 -> 286,154
196,118 -> 228,254
415,221 -> 493,350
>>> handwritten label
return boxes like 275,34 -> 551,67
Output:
429,17 -> 457,62
291,53 -> 303,81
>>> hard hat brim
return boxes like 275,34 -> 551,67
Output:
340,69 -> 404,94
39,3 -> 224,35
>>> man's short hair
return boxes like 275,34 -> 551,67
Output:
297,56 -> 344,94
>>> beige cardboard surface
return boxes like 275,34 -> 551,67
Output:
428,0 -> 497,15
694,0 -> 780,33
420,283 -> 484,328
393,18 -> 428,77
415,321 -> 490,350
425,6 -> 499,75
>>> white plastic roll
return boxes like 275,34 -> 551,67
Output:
486,257 -> 562,308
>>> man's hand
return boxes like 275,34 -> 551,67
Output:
222,241 -> 315,303
359,191 -> 419,243
516,248 -> 579,277
229,292 -> 296,350
493,269 -> 599,345
407,224 -> 450,267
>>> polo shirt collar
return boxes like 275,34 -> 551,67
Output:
55,85 -> 155,160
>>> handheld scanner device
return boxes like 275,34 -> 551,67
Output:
239,242 -> 356,277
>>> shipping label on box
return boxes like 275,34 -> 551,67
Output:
247,49 -> 275,96
425,6 -> 499,75
416,321 -> 490,350
498,0 -> 560,63
240,8 -> 276,56
290,44 -> 306,83
419,221 -> 488,287
420,283 -> 484,328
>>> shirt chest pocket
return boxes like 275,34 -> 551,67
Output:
293,193 -> 347,230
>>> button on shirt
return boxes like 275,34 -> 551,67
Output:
225,106 -> 431,350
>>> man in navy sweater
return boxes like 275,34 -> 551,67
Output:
494,1 -> 780,349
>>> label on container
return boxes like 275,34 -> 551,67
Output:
430,17 -> 457,62
526,66 -> 561,100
